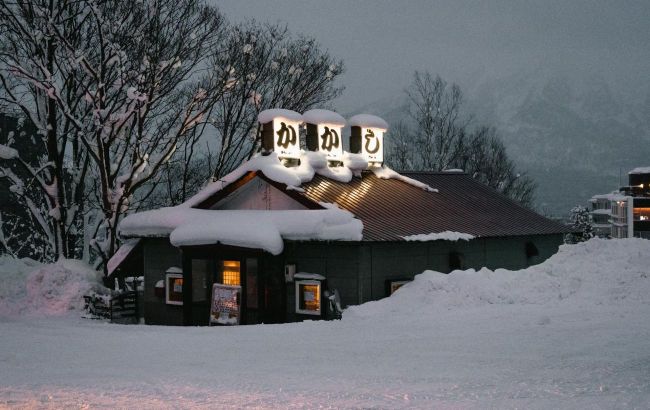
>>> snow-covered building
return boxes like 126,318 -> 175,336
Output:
590,168 -> 650,239
109,109 -> 570,326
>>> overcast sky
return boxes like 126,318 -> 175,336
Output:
216,0 -> 650,112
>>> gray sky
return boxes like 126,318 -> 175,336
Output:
216,0 -> 650,112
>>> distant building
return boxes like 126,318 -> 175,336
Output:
590,167 -> 650,239
589,193 -> 615,237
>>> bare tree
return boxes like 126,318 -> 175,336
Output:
456,126 -> 536,207
390,71 -> 536,206
207,21 -> 344,179
1,0 -> 230,267
0,0 -> 91,259
406,71 -> 467,171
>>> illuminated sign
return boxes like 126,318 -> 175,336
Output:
360,127 -> 384,163
348,114 -> 388,165
272,118 -> 301,159
317,124 -> 343,161
210,283 -> 241,325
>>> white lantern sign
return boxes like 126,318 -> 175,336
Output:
317,124 -> 343,161
348,114 -> 389,165
272,118 -> 301,159
303,109 -> 346,162
360,127 -> 384,163
258,109 -> 303,160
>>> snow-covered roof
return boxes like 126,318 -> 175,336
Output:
106,239 -> 141,276
120,208 -> 362,255
347,114 -> 389,130
590,209 -> 611,215
628,167 -> 650,175
257,108 -> 303,124
183,151 -> 435,209
591,192 -> 622,201
302,109 -> 346,126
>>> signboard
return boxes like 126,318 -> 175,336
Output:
209,284 -> 242,325
272,118 -> 301,160
360,127 -> 384,163
317,124 -> 343,161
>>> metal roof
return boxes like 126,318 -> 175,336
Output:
297,171 -> 571,241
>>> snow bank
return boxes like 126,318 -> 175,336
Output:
402,231 -> 475,241
346,238 -> 650,319
0,257 -> 104,317
121,208 -> 363,255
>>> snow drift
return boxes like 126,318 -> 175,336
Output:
346,238 -> 650,319
0,257 -> 104,317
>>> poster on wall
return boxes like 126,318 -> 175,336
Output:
209,284 -> 242,325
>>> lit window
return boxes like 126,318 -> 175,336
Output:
222,260 -> 241,286
295,280 -> 321,315
166,272 -> 183,305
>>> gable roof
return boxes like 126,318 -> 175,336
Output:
291,171 -> 570,241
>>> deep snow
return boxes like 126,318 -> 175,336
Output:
1,238 -> 649,409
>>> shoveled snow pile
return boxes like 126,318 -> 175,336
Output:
0,256 -> 104,317
346,238 -> 650,319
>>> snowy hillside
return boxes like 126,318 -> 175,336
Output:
467,71 -> 650,214
372,70 -> 650,215
1,238 -> 649,408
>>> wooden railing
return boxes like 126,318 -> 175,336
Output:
84,291 -> 139,324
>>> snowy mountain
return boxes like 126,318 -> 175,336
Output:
467,70 -> 650,215
361,70 -> 650,216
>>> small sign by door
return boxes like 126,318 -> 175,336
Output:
210,284 -> 242,325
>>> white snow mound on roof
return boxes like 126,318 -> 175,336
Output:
121,208 -> 363,255
402,231 -> 475,241
302,109 -> 346,126
257,108 -> 303,124
347,114 -> 389,130
628,166 -> 650,174
372,166 -> 438,192
345,238 -> 650,319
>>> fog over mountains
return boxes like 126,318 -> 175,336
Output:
356,70 -> 650,216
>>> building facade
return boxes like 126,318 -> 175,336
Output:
109,109 -> 570,326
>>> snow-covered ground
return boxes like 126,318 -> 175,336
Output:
1,238 -> 649,409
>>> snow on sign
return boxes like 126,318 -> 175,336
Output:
259,109 -> 303,160
348,114 -> 389,164
210,284 -> 241,325
304,109 -> 346,162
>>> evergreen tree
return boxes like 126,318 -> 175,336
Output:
565,205 -> 594,244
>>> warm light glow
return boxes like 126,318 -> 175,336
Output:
316,123 -> 343,161
360,127 -> 384,164
222,260 -> 241,285
296,280 -> 321,315
272,118 -> 301,159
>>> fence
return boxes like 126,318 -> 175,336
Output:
84,291 -> 140,324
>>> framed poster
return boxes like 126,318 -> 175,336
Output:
209,284 -> 242,325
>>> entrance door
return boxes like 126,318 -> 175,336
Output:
215,258 -> 261,324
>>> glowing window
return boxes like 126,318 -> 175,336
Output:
295,280 -> 321,315
165,273 -> 183,305
222,261 -> 241,286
